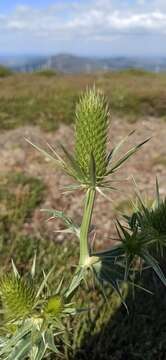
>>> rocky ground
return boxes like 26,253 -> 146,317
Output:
1,116 -> 166,250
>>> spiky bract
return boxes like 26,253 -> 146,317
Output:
0,275 -> 36,321
75,88 -> 109,180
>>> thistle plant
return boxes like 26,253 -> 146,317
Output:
1,88 -> 166,359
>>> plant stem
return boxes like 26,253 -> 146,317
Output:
79,187 -> 96,266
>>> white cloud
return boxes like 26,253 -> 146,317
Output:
0,0 -> 166,54
1,1 -> 166,36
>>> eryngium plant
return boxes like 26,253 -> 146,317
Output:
1,88 -> 166,359
26,88 -> 149,190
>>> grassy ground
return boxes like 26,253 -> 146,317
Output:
0,172 -> 45,268
0,70 -> 166,130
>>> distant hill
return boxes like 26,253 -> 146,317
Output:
0,53 -> 166,73
48,54 -> 166,73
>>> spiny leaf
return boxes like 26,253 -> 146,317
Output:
107,130 -> 136,165
7,335 -> 31,360
32,340 -> 46,360
31,253 -> 37,279
60,144 -> 86,181
106,137 -> 150,175
92,260 -> 127,310
65,267 -> 85,299
140,250 -> 166,287
41,209 -> 79,236
0,323 -> 32,356
25,138 -> 60,165
92,244 -> 125,258
46,330 -> 62,354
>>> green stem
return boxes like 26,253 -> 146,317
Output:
79,188 -> 96,266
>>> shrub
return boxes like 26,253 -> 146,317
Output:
0,65 -> 13,78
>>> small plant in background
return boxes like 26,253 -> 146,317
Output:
1,88 -> 166,359
0,65 -> 13,78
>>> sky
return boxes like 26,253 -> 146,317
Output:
0,0 -> 166,56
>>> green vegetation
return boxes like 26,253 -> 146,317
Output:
35,69 -> 57,77
0,70 -> 166,131
0,65 -> 13,78
0,172 -> 45,265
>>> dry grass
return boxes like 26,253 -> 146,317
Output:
0,70 -> 166,130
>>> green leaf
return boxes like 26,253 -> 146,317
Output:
0,323 -> 32,357
60,144 -> 85,181
7,336 -> 31,360
41,209 -> 79,237
93,259 -> 125,295
141,250 -> 166,286
46,330 -> 61,354
31,253 -> 37,279
25,138 -> 60,165
65,267 -> 85,299
61,184 -> 82,192
36,266 -> 55,299
106,137 -> 151,175
33,340 -> 46,360
107,130 -> 135,165
92,244 -> 124,258
153,177 -> 160,209
11,259 -> 20,279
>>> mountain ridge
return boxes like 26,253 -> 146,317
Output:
0,53 -> 166,73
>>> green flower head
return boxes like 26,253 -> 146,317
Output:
0,275 -> 36,321
75,87 -> 110,182
43,295 -> 63,318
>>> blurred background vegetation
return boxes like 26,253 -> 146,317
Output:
0,68 -> 166,131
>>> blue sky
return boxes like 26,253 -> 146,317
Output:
0,0 -> 166,56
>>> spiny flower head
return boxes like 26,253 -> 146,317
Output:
142,198 -> 166,236
43,295 -> 63,318
128,195 -> 166,242
0,275 -> 36,321
75,87 -> 110,181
